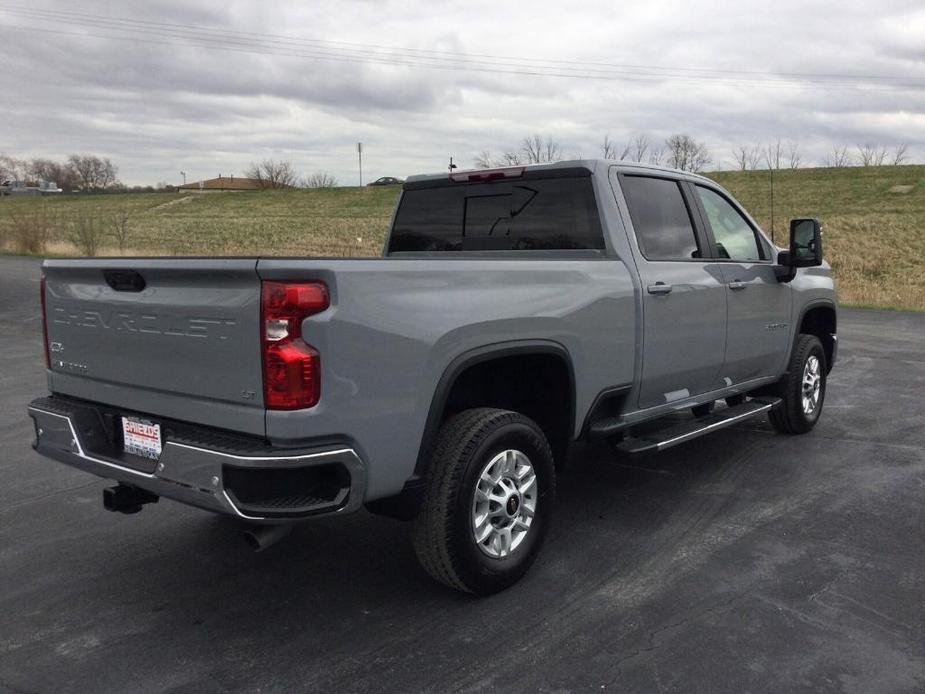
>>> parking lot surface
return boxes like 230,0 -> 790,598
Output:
1,255 -> 923,693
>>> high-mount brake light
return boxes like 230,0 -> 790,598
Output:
261,281 -> 329,410
449,166 -> 526,183
40,275 -> 50,368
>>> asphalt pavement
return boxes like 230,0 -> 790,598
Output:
1,255 -> 923,693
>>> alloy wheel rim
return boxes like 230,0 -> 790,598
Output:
471,449 -> 537,559
802,355 -> 822,416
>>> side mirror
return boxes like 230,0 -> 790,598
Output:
786,218 -> 823,267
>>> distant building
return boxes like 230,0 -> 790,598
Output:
177,174 -> 263,192
0,180 -> 62,196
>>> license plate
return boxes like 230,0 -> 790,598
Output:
121,417 -> 162,460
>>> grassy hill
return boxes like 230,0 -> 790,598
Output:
1,165 -> 923,310
0,186 -> 398,257
711,166 -> 925,311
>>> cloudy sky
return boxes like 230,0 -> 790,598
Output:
1,0 -> 923,185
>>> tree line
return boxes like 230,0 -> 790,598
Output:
0,154 -> 122,192
475,134 -> 914,173
0,154 -> 339,193
243,160 -> 338,189
476,133 -> 713,173
732,139 -> 910,170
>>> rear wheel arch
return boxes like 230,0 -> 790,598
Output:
418,342 -> 576,473
365,342 -> 575,522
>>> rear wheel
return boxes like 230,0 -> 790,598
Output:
412,408 -> 555,595
769,334 -> 827,434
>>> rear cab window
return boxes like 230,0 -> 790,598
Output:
387,170 -> 605,253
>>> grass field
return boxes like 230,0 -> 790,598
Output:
1,165 -> 923,310
711,166 -> 925,311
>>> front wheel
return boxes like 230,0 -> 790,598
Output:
412,408 -> 556,595
769,334 -> 827,434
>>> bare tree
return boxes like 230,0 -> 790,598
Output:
824,144 -> 851,167
630,133 -> 649,163
67,154 -> 119,190
304,172 -> 338,188
28,158 -> 77,191
856,143 -> 888,167
67,211 -> 105,256
764,138 -> 784,170
600,135 -> 618,160
7,205 -> 58,253
244,159 -> 299,189
648,146 -> 664,166
0,154 -> 27,183
499,151 -> 523,166
665,134 -> 711,172
474,151 -> 494,168
110,207 -> 131,253
733,145 -> 762,170
786,141 -> 802,169
521,135 -> 562,164
891,143 -> 910,166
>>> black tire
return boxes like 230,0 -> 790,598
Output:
769,334 -> 827,434
412,408 -> 556,595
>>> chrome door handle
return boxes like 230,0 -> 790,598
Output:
647,282 -> 673,295
728,281 -> 747,291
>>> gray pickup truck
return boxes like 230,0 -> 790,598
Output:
28,160 -> 836,594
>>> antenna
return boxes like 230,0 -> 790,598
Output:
448,157 -> 458,172
768,166 -> 775,244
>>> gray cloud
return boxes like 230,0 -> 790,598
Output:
1,0 -> 923,184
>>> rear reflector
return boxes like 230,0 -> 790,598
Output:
450,166 -> 525,183
261,281 -> 329,410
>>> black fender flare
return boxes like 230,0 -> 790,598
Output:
792,299 -> 837,372
413,339 -> 576,479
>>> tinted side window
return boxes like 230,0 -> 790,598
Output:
621,176 -> 700,260
388,176 -> 604,252
696,186 -> 763,261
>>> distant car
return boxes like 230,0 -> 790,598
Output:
367,176 -> 404,186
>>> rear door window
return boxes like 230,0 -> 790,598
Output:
620,176 -> 701,261
388,175 -> 604,252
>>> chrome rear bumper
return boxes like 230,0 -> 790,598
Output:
28,397 -> 366,523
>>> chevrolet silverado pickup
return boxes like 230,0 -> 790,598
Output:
28,160 -> 837,594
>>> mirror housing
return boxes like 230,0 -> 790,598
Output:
787,218 -> 823,267
775,218 -> 823,282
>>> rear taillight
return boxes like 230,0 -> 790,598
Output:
40,275 -> 49,368
261,281 -> 329,410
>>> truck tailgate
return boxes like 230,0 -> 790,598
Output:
42,258 -> 265,436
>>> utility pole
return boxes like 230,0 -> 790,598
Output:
180,171 -> 186,185
357,142 -> 363,187
448,157 -> 457,173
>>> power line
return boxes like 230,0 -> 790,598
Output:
1,3 -> 919,84
0,4 -> 921,91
